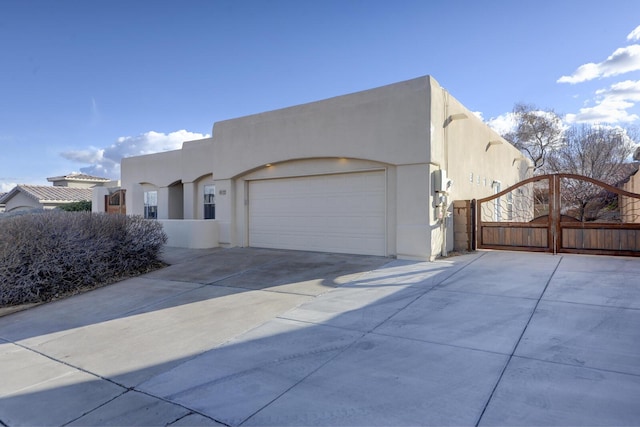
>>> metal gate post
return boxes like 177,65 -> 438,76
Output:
471,199 -> 477,251
550,174 -> 561,254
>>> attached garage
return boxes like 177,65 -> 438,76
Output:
122,76 -> 529,260
248,170 -> 387,256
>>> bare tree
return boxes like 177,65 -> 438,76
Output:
548,124 -> 637,221
548,125 -> 636,183
503,103 -> 564,173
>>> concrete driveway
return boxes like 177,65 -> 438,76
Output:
1,247 -> 639,426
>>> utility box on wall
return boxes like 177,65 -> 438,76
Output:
434,169 -> 450,193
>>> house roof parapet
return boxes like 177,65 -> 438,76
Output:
46,173 -> 110,183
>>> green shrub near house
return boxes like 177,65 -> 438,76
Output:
0,211 -> 167,307
57,200 -> 92,212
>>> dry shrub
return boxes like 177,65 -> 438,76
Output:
0,211 -> 167,306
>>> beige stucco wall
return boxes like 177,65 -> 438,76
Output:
159,219 -> 219,249
120,75 -> 529,260
122,149 -> 183,189
428,78 -> 532,253
209,77 -> 433,258
92,187 -> 109,213
210,78 -> 431,179
121,140 -> 215,220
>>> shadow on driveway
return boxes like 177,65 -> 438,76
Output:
1,248 -> 640,426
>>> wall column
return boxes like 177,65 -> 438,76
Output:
214,179 -> 234,246
157,186 -> 169,220
183,182 -> 196,219
395,164 -> 431,260
92,187 -> 109,213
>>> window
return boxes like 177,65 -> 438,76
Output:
144,190 -> 157,219
108,190 -> 125,206
204,185 -> 215,219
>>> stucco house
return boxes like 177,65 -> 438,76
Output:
122,76 -> 531,260
0,173 -> 110,212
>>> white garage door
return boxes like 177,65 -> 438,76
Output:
249,170 -> 386,256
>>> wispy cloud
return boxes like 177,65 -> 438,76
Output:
627,24 -> 640,42
566,80 -> 640,123
90,97 -> 100,126
0,182 -> 17,193
60,130 -> 210,179
557,45 -> 640,84
557,25 -> 640,124
558,26 -> 640,84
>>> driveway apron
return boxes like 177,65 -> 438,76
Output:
1,248 -> 639,426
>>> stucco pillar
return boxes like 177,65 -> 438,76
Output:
214,179 -> 234,245
92,187 -> 109,213
127,184 -> 144,216
183,182 -> 196,219
157,187 -> 169,220
395,164 -> 432,260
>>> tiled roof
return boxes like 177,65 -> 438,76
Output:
1,185 -> 92,203
47,173 -> 110,183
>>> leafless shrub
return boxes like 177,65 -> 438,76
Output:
0,211 -> 167,306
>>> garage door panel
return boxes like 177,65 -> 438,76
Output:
249,171 -> 386,256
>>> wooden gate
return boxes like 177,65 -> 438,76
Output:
475,173 -> 640,256
105,189 -> 126,215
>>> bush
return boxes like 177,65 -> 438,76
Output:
58,200 -> 92,212
0,211 -> 167,306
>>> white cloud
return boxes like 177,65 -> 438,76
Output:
0,182 -> 17,193
559,26 -> 640,123
485,110 -> 569,136
62,148 -> 105,164
472,111 -> 484,121
60,130 -> 210,179
485,112 -> 517,135
627,25 -> 640,42
557,45 -> 640,84
565,79 -> 640,123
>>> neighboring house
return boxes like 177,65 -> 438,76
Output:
47,173 -> 110,188
122,75 -> 531,260
0,193 -> 6,212
0,173 -> 110,213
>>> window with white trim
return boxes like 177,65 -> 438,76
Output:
204,185 -> 215,219
144,190 -> 158,219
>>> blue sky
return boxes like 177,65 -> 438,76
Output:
2,0 -> 640,191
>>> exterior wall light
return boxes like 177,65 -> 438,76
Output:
443,112 -> 469,127
512,155 -> 526,165
486,140 -> 503,151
